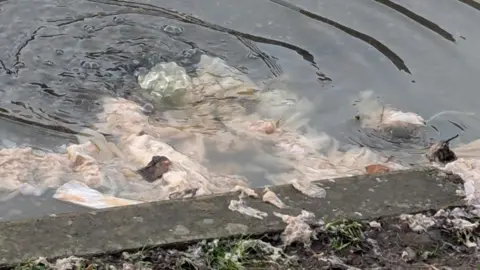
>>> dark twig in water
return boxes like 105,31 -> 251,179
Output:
445,134 -> 459,144
379,105 -> 385,124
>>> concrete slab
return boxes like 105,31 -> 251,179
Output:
0,168 -> 464,266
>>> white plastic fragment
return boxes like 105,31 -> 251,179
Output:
228,197 -> 268,220
356,90 -> 426,129
262,187 -> 288,209
369,221 -> 382,229
232,185 -> 258,198
137,61 -> 192,101
53,180 -> 143,209
274,210 -> 317,246
0,183 -> 46,202
291,179 -> 326,198
399,213 -> 435,232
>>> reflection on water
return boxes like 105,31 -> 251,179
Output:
0,190 -> 88,222
0,0 -> 480,220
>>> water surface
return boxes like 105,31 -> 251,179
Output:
1,0 -> 480,220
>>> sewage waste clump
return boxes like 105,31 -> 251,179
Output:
0,54 -> 456,212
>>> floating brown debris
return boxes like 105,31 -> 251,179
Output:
137,156 -> 171,182
425,134 -> 458,164
365,164 -> 390,174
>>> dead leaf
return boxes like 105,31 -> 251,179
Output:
365,164 -> 390,174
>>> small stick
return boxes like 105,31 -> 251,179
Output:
444,134 -> 459,144
379,105 -> 385,124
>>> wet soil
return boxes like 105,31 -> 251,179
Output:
6,208 -> 480,270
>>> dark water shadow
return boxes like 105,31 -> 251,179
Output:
267,0 -> 411,73
458,0 -> 480,11
373,0 -> 455,42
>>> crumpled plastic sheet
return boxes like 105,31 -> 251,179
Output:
399,213 -> 436,232
291,179 -> 326,198
53,180 -> 143,209
262,187 -> 288,209
228,198 -> 268,220
356,90 -> 426,129
274,210 -> 318,247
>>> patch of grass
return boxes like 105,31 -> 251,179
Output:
324,218 -> 364,251
187,234 -> 290,270
14,260 -> 47,270
201,238 -> 259,270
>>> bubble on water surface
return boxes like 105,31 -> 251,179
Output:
178,48 -> 201,59
14,62 -> 25,69
175,48 -> 203,68
83,25 -> 95,33
161,24 -> 184,35
81,61 -> 101,70
141,103 -> 154,114
134,67 -> 148,77
113,16 -> 125,24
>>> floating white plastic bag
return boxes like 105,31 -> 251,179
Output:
53,180 -> 143,209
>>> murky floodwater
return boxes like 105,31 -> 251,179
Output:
1,0 -> 480,220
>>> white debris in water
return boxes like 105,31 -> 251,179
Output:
262,187 -> 287,209
0,57 -> 413,206
291,179 -> 326,198
399,213 -> 436,232
53,180 -> 142,209
228,195 -> 268,220
274,210 -> 317,247
137,61 -> 192,103
356,90 -> 426,129
0,147 -> 72,193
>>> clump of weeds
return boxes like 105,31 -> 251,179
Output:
14,260 -> 47,270
324,218 -> 365,251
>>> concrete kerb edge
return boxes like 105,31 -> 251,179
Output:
0,167 -> 466,266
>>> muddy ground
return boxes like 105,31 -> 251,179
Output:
8,207 -> 480,270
